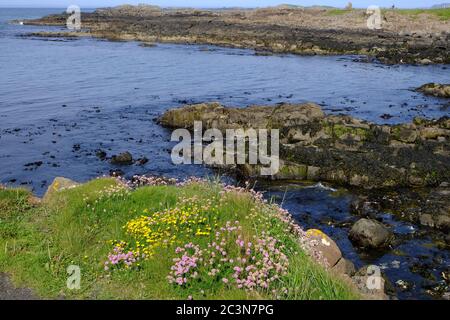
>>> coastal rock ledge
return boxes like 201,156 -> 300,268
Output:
160,102 -> 450,189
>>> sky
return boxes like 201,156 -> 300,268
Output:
0,0 -> 446,9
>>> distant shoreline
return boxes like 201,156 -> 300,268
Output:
23,6 -> 450,65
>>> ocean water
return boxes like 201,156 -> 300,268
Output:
0,8 -> 449,300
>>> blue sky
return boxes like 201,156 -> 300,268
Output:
0,0 -> 445,9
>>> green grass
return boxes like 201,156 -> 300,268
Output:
326,9 -> 349,16
0,178 -> 358,300
395,8 -> 450,20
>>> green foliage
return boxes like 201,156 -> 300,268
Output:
0,178 -> 358,300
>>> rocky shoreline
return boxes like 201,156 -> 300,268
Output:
159,102 -> 450,189
22,6 -> 450,64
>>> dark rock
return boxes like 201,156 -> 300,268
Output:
136,157 -> 149,165
350,198 -> 380,219
96,150 -> 107,160
349,218 -> 394,249
110,152 -> 133,165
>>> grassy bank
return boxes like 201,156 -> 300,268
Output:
396,8 -> 450,20
0,178 -> 358,300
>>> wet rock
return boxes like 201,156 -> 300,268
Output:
160,103 -> 450,189
24,161 -> 43,170
110,152 -> 133,165
305,229 -> 342,267
349,198 -> 380,219
416,83 -> 450,99
43,177 -> 79,202
96,150 -> 107,160
395,279 -> 414,292
136,157 -> 149,165
349,218 -> 393,249
139,42 -> 156,47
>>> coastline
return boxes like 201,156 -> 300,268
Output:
22,6 -> 450,65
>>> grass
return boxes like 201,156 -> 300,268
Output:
395,8 -> 450,20
0,178 -> 358,300
326,9 -> 349,16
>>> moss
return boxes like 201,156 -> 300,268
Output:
278,164 -> 308,179
323,123 -> 371,141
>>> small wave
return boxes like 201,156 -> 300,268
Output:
304,182 -> 337,192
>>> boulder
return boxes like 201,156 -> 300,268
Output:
349,219 -> 393,249
305,229 -> 342,267
110,152 -> 133,165
43,177 -> 80,202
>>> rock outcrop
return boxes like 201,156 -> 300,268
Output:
417,83 -> 450,98
159,102 -> 450,189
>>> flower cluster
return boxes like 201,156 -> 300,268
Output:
168,221 -> 289,295
167,243 -> 202,285
115,175 -> 208,190
106,197 -> 219,268
104,241 -> 144,271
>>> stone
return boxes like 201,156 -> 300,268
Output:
416,83 -> 450,98
332,258 -> 356,276
420,127 -> 450,140
349,219 -> 393,249
110,152 -> 133,165
436,215 -> 450,230
305,229 -> 342,267
43,177 -> 79,202
419,214 -> 434,227
418,58 -> 432,65
349,199 -> 380,219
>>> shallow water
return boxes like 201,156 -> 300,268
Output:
0,8 -> 449,300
